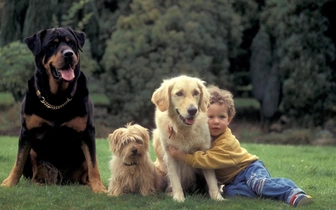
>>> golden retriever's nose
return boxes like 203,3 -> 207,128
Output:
188,106 -> 197,116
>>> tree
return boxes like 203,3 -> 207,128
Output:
0,0 -> 28,46
0,41 -> 34,101
256,0 -> 336,127
250,27 -> 281,131
0,0 -> 99,102
83,0 -> 132,63
101,0 -> 244,128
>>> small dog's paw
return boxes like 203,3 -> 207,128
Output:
107,192 -> 119,197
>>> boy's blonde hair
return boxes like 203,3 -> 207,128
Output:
207,85 -> 236,119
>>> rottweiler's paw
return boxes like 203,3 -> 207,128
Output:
1,177 -> 17,187
91,182 -> 107,193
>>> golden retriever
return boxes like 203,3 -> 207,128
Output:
151,75 -> 224,202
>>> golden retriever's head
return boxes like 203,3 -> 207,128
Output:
108,123 -> 150,165
151,75 -> 210,125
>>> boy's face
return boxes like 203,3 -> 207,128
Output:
207,103 -> 231,138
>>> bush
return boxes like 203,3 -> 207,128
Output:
0,41 -> 34,101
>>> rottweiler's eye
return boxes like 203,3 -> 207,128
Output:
68,41 -> 75,48
176,91 -> 183,97
48,42 -> 58,49
193,90 -> 199,96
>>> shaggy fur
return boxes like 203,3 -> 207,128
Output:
107,123 -> 161,196
151,75 -> 224,202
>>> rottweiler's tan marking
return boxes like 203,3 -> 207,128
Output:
62,116 -> 88,132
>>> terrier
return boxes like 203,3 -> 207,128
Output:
107,123 -> 161,196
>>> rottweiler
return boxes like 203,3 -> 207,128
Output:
1,27 -> 106,193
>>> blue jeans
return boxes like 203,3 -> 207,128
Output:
223,160 -> 306,204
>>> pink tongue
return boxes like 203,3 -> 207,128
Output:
185,118 -> 195,125
59,68 -> 75,82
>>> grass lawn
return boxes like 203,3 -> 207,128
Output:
0,137 -> 335,210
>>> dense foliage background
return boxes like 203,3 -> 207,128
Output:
0,0 -> 335,133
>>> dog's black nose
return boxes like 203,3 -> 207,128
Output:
188,106 -> 197,116
131,147 -> 137,154
63,50 -> 74,57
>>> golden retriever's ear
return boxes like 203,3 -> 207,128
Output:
151,80 -> 171,112
198,80 -> 210,112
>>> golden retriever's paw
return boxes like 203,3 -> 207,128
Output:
209,190 -> 226,201
173,192 -> 185,202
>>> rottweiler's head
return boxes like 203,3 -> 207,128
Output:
24,27 -> 85,93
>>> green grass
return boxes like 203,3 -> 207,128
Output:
0,136 -> 335,210
234,98 -> 260,109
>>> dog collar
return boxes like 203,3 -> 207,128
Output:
124,162 -> 137,166
168,124 -> 174,139
36,90 -> 72,110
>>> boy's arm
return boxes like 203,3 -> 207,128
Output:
168,140 -> 237,169
168,146 -> 187,162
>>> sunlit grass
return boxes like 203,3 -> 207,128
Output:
0,136 -> 335,210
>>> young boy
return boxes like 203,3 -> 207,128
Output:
168,85 -> 312,207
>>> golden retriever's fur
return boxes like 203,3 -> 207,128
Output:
107,123 -> 161,196
152,75 -> 224,202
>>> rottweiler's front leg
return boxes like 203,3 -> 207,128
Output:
2,129 -> 31,187
81,129 -> 106,193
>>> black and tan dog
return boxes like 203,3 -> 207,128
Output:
1,27 -> 106,193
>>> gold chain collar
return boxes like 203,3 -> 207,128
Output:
36,90 -> 72,110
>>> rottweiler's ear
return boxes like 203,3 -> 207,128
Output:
24,29 -> 46,56
67,27 -> 85,52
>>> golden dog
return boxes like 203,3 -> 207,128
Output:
152,75 -> 224,202
107,123 -> 161,196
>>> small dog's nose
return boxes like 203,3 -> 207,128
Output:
188,106 -> 197,116
131,147 -> 137,154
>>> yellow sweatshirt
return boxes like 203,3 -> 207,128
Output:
185,128 -> 258,184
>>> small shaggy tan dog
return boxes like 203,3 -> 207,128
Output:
107,123 -> 160,196
152,75 -> 224,202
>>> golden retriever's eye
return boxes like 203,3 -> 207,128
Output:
176,91 -> 183,97
193,90 -> 199,96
